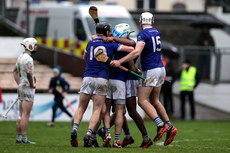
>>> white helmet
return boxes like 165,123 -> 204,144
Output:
139,12 -> 154,25
112,23 -> 131,38
21,37 -> 37,52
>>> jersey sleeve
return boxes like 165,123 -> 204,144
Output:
111,41 -> 122,51
85,41 -> 92,54
137,31 -> 146,44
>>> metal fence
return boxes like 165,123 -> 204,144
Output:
177,46 -> 230,84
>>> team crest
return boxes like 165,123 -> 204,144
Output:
138,36 -> 141,40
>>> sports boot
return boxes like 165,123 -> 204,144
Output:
164,126 -> 177,146
71,130 -> 78,147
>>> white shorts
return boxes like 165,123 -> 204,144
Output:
139,67 -> 165,87
80,77 -> 108,96
106,79 -> 126,104
126,80 -> 138,98
18,83 -> 35,102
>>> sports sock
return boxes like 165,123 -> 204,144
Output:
115,134 -> 120,142
105,128 -> 110,135
142,133 -> 149,142
123,128 -> 130,135
153,117 -> 164,127
22,134 -> 27,141
86,128 -> 93,136
16,134 -> 22,140
92,132 -> 96,140
101,126 -> 105,132
166,120 -> 173,128
72,123 -> 79,131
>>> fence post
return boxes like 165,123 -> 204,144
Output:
54,30 -> 58,67
213,48 -> 221,84
178,46 -> 185,67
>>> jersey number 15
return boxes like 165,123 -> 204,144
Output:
152,36 -> 161,52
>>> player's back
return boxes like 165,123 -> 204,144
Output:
137,27 -> 163,71
84,38 -> 121,79
109,51 -> 128,82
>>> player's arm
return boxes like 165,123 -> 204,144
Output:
111,42 -> 145,67
13,66 -> 20,85
104,37 -> 136,47
128,60 -> 139,73
119,45 -> 134,53
25,62 -> 35,88
83,51 -> 87,61
61,78 -> 70,98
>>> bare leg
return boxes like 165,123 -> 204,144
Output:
114,104 -> 125,140
104,102 -> 112,130
73,93 -> 91,124
16,102 -> 22,135
150,86 -> 169,122
88,94 -> 106,131
93,103 -> 106,132
138,86 -> 158,119
126,96 -> 147,135
20,100 -> 33,135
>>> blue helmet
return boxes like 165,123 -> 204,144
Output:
112,23 -> 131,38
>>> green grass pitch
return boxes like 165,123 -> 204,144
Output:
0,120 -> 230,153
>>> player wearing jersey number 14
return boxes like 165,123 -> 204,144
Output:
110,12 -> 177,146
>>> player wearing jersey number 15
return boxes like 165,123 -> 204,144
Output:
110,12 -> 177,146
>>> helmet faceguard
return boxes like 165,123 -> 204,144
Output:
139,12 -> 154,25
112,23 -> 132,39
21,38 -> 37,52
96,22 -> 112,37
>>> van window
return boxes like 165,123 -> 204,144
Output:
34,18 -> 48,37
74,19 -> 86,41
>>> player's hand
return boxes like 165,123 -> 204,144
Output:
34,76 -> 36,83
135,68 -> 142,74
110,60 -> 121,67
91,34 -> 98,40
33,83 -> 36,89
62,92 -> 67,98
103,37 -> 114,43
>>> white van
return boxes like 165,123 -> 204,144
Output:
16,1 -> 139,56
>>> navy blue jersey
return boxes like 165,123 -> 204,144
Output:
109,51 -> 128,82
137,27 -> 163,71
84,38 -> 121,79
126,57 -> 138,80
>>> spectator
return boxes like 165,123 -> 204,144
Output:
196,26 -> 215,81
161,55 -> 176,116
179,59 -> 200,120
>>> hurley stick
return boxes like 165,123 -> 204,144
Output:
55,86 -> 75,113
2,97 -> 19,119
89,6 -> 99,24
95,50 -> 147,83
